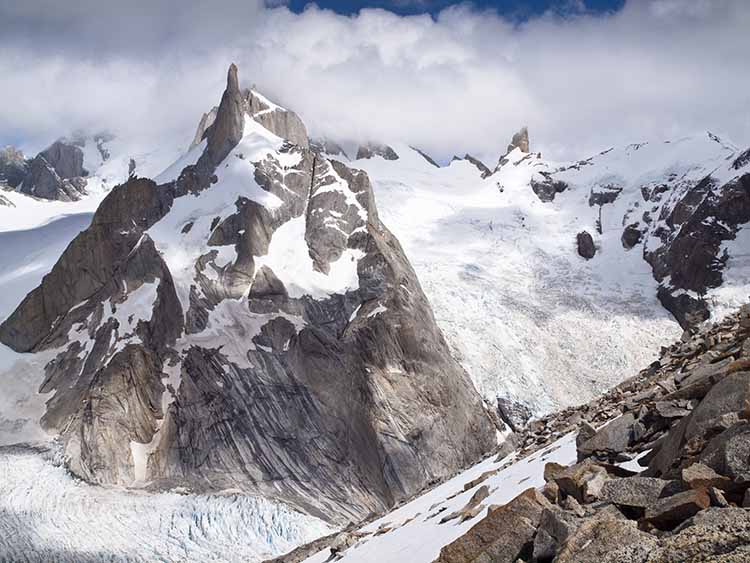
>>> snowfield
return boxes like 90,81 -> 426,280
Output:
302,433 -> 578,563
350,143 -> 681,413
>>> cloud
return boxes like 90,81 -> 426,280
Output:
0,0 -> 748,165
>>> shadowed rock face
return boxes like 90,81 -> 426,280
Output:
0,64 -> 495,525
644,173 -> 750,329
18,140 -> 89,201
356,143 -> 399,161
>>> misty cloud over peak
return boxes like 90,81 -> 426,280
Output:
1,0 -> 748,163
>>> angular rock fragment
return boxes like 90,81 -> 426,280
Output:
599,476 -> 673,509
644,489 -> 711,530
434,489 -> 549,563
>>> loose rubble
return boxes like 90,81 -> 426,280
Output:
433,302 -> 750,562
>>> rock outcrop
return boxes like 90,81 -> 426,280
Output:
310,138 -> 349,159
576,231 -> 596,259
17,140 -> 89,201
0,64 -> 495,525
506,126 -> 530,154
356,143 -> 399,161
453,154 -> 492,178
0,145 -> 28,188
530,172 -> 567,202
644,172 -> 750,329
411,146 -> 439,168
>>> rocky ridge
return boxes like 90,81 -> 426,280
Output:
435,302 -> 750,562
0,64 -> 495,525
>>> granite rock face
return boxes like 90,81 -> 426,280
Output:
506,126 -> 530,154
0,64 -> 495,525
644,172 -> 750,329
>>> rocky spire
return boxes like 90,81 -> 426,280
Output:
204,63 -> 244,167
507,126 -> 530,154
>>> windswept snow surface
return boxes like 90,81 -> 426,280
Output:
0,446 -> 331,563
303,433 -> 577,563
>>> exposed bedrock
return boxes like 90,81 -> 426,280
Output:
0,64 -> 495,525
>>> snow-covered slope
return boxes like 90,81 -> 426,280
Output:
345,144 -> 676,413
343,134 -> 750,415
301,433 -> 576,563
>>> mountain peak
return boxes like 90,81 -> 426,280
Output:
507,126 -> 530,154
204,63 -> 244,167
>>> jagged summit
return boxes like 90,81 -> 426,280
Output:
356,142 -> 399,161
191,66 -> 309,155
0,64 -> 495,524
506,126 -> 529,154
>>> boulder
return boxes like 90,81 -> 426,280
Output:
685,371 -> 750,443
496,397 -> 533,432
552,459 -> 611,503
542,480 -> 560,503
599,477 -> 673,509
681,462 -> 732,491
433,489 -> 550,563
654,399 -> 695,419
576,420 -> 597,449
532,506 -> 580,561
544,461 -> 566,483
667,358 -> 749,401
577,413 -> 635,459
644,507 -> 750,562
644,489 -> 710,530
328,532 -> 357,556
576,231 -> 596,260
648,371 -> 750,477
698,421 -> 750,483
554,510 -> 657,563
